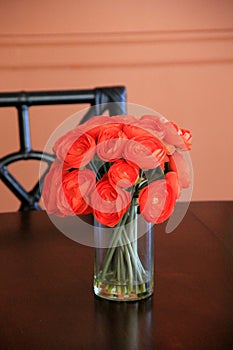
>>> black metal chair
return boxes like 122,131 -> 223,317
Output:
0,86 -> 127,211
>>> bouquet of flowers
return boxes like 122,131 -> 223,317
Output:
43,114 -> 192,300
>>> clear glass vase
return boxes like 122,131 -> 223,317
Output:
94,205 -> 154,301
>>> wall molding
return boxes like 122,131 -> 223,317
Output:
1,28 -> 233,45
0,28 -> 233,70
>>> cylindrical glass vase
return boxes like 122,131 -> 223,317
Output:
94,205 -> 154,301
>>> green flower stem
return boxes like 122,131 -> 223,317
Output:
127,200 -> 141,272
97,199 -> 149,297
121,228 -> 143,283
117,249 -> 121,294
103,162 -> 108,174
123,243 -> 133,293
124,199 -> 146,277
100,212 -> 129,279
89,160 -> 101,180
119,249 -> 125,281
123,226 -> 146,276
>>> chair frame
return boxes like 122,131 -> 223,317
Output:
0,86 -> 127,211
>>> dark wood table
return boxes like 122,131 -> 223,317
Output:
0,201 -> 232,350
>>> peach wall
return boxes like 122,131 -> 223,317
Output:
0,0 -> 233,212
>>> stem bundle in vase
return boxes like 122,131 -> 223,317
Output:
94,200 -> 152,300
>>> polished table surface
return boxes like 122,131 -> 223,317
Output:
0,201 -> 232,350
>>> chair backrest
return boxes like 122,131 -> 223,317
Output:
0,86 -> 127,211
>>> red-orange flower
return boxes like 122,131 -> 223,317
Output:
138,179 -> 176,223
53,128 -> 82,160
62,168 -> 96,215
91,177 -> 131,227
139,115 -> 166,140
123,124 -> 151,139
111,115 -> 139,125
85,116 -> 118,140
169,151 -> 191,188
179,128 -> 192,150
123,135 -> 166,169
42,161 -> 74,217
165,171 -> 180,199
123,115 -> 167,141
97,123 -> 127,162
163,121 -> 192,151
108,159 -> 139,188
54,130 -> 96,169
